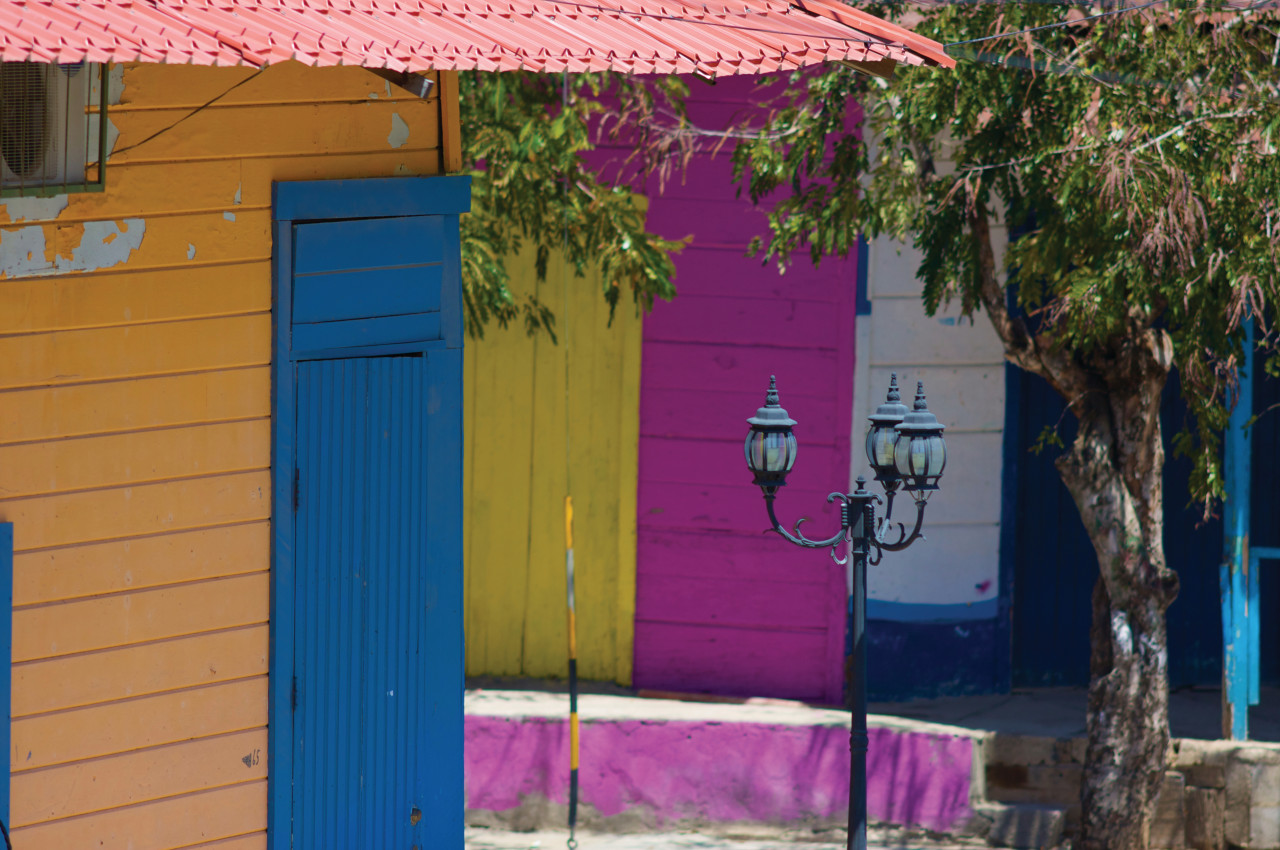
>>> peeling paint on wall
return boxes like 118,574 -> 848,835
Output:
105,118 -> 120,157
0,218 -> 145,279
0,226 -> 51,276
86,114 -> 120,163
0,196 -> 70,224
187,243 -> 197,260
234,183 -> 243,205
388,113 -> 410,149
108,64 -> 125,105
224,212 -> 236,222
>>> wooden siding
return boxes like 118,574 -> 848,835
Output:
463,247 -> 641,685
855,226 -> 1008,699
610,78 -> 856,705
0,61 -> 447,848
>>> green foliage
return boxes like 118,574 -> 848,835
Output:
732,2 -> 1280,506
459,71 -> 688,338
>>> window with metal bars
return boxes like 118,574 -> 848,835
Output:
0,61 -> 108,197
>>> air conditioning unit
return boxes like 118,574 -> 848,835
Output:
0,61 -> 107,196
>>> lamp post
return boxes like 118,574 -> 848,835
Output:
743,374 -> 946,850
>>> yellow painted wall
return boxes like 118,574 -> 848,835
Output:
464,250 -> 641,685
0,62 -> 450,849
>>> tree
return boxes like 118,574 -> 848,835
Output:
457,71 -> 689,337
731,5 -> 1280,849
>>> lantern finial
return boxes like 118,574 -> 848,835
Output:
893,381 -> 946,493
745,376 -> 798,491
866,374 -> 909,482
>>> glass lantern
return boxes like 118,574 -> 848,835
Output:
893,381 -> 946,493
745,375 -> 798,491
865,373 -> 908,483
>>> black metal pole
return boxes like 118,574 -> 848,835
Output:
848,491 -> 872,850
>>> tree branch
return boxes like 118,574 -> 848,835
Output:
1132,110 -> 1250,154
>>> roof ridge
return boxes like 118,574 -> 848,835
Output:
0,0 -> 955,74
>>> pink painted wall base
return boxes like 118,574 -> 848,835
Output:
465,692 -> 981,834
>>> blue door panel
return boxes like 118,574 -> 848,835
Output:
293,354 -> 451,849
292,265 -> 444,325
291,312 -> 442,353
293,216 -> 445,275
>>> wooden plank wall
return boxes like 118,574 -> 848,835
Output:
620,78 -> 856,705
463,247 -> 641,685
0,62 -> 445,849
855,229 -> 1008,700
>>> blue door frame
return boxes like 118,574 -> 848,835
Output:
0,523 -> 11,839
1221,318 -> 1280,740
269,176 -> 469,849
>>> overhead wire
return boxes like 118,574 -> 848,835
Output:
112,68 -> 266,155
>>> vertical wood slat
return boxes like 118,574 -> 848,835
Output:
423,347 -> 464,837
437,71 -> 463,174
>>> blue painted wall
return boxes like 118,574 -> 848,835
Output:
868,611 -> 999,700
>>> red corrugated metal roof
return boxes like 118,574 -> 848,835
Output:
0,0 -> 953,76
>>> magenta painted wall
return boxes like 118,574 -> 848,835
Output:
615,76 -> 858,704
466,715 -> 976,832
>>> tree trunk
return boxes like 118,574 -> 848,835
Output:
965,200 -> 1181,850
1054,331 -> 1181,850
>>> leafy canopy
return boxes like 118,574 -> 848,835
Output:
732,0 -> 1280,505
458,71 -> 689,338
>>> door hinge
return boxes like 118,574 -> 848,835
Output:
293,468 -> 300,513
291,676 -> 298,711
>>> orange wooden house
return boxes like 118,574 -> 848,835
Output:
0,3 -> 950,848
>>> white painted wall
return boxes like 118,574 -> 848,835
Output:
851,229 -> 1008,611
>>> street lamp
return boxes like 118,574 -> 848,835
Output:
743,373 -> 945,850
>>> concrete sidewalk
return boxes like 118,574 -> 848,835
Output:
467,831 -> 838,850
870,685 -> 1280,742
466,688 -> 983,836
465,683 -> 1280,848
466,824 -> 987,850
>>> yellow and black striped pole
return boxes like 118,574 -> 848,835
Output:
565,495 -> 580,850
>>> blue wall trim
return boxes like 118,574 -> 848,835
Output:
1222,318 -> 1256,739
868,617 -> 998,701
854,234 -> 871,316
996,360 -> 1020,693
273,175 -> 471,221
269,218 -> 297,850
0,524 -> 10,836
867,599 -> 998,623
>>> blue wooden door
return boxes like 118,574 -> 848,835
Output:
1006,367 -> 1222,687
270,177 -> 467,850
